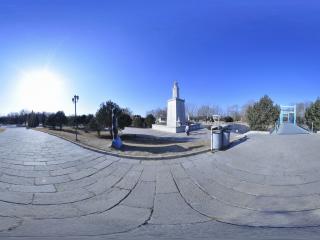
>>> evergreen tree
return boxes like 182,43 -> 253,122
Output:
132,115 -> 145,128
246,95 -> 280,131
46,114 -> 56,129
145,114 -> 156,128
305,98 -> 320,131
118,112 -> 132,130
55,111 -> 68,130
96,100 -> 120,137
27,111 -> 39,128
88,117 -> 102,136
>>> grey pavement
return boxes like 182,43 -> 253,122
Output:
0,127 -> 320,239
275,123 -> 310,135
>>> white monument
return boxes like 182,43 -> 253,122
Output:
152,81 -> 188,133
167,81 -> 186,127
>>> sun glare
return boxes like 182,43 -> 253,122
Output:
15,69 -> 69,113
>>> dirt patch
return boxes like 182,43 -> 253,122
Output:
34,127 -> 210,159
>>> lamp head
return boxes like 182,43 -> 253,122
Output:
72,95 -> 79,103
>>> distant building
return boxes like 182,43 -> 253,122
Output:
157,117 -> 166,124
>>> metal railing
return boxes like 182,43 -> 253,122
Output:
273,119 -> 280,133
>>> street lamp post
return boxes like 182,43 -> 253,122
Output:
72,95 -> 79,141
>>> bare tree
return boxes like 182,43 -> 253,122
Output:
147,107 -> 167,119
227,105 -> 241,121
240,100 -> 255,122
197,104 -> 222,117
19,109 -> 29,125
294,101 -> 312,124
211,105 -> 223,116
195,104 -> 223,123
197,105 -> 213,118
185,103 -> 198,119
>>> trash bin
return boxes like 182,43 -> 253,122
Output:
222,130 -> 230,149
211,128 -> 222,151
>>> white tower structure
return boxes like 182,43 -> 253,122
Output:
166,81 -> 186,127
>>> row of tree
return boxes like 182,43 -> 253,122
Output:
0,110 -> 94,127
0,102 -> 158,137
132,114 -> 156,128
2,97 -> 319,133
23,111 -> 69,130
148,104 -> 249,123
0,110 -> 44,126
88,101 -> 157,137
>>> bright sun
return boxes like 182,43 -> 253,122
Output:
15,69 -> 69,112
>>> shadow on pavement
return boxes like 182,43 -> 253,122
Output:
122,144 -> 204,153
227,136 -> 248,150
121,134 -> 194,144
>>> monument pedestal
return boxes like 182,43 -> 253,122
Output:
152,123 -> 201,133
167,98 -> 186,127
151,124 -> 186,133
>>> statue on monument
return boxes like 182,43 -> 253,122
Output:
172,81 -> 179,99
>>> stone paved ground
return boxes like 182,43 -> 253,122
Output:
1,127 -> 320,239
275,123 -> 310,135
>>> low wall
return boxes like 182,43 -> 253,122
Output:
152,123 -> 201,133
152,124 -> 185,133
189,123 -> 201,131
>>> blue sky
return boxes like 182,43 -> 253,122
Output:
1,0 -> 320,116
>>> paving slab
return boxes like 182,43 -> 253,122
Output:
0,216 -> 22,232
150,192 -> 209,224
114,168 -> 142,190
85,174 -> 122,195
0,191 -> 33,204
121,181 -> 155,209
73,188 -> 129,214
33,189 -> 94,204
35,175 -> 70,185
9,184 -> 56,193
156,166 -> 178,194
0,201 -> 83,219
0,174 -> 34,185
